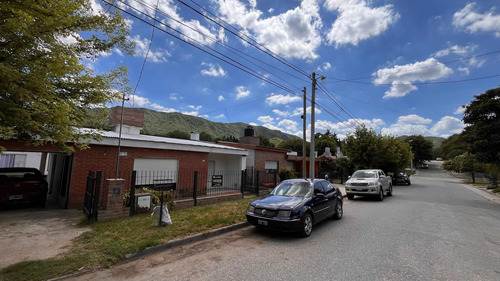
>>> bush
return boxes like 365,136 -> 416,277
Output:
279,168 -> 296,181
124,187 -> 176,210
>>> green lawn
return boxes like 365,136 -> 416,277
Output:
0,197 -> 255,281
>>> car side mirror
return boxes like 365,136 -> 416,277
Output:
315,192 -> 325,198
347,176 -> 351,179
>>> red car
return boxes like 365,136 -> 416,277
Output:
0,168 -> 48,208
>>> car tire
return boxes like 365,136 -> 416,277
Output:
299,213 -> 313,237
377,186 -> 384,201
333,202 -> 343,220
387,184 -> 393,197
347,194 -> 354,200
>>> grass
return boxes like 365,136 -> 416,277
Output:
0,197 -> 255,281
460,178 -> 490,187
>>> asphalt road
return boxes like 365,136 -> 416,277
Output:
69,162 -> 500,281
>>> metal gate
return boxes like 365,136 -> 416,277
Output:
83,171 -> 102,222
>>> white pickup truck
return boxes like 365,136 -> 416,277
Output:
345,169 -> 393,201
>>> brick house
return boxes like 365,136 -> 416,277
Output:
0,107 -> 247,210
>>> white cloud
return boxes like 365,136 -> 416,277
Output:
258,115 -> 274,123
278,119 -> 298,132
380,114 -> 464,137
317,62 -> 332,71
324,0 -> 400,47
130,35 -> 170,63
249,122 -> 258,126
373,58 -> 453,98
188,105 -> 202,110
458,66 -> 470,75
453,2 -> 500,37
169,93 -> 182,100
262,123 -> 282,131
127,94 -> 177,113
182,111 -> 199,117
218,95 -> 225,101
397,114 -> 432,125
273,109 -> 291,117
266,94 -> 301,105
430,116 -> 464,136
454,105 -> 466,115
214,114 -> 225,119
433,44 -> 477,57
217,0 -> 322,59
235,86 -> 250,100
201,62 -> 227,77
292,106 -> 322,116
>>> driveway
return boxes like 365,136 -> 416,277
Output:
0,207 -> 90,268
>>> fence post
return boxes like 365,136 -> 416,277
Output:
241,170 -> 246,196
273,170 -> 277,187
255,171 -> 260,196
193,170 -> 198,206
92,171 -> 102,222
129,171 -> 137,216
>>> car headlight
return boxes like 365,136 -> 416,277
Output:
277,210 -> 292,217
247,205 -> 255,212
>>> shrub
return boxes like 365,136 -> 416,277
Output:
279,168 -> 296,181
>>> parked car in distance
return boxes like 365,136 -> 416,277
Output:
392,171 -> 411,185
0,168 -> 48,208
421,163 -> 429,169
345,169 -> 392,201
246,179 -> 343,237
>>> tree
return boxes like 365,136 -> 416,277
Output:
405,135 -> 433,166
166,130 -> 190,140
439,134 -> 469,160
199,132 -> 214,142
0,0 -> 133,152
258,135 -> 275,148
278,138 -> 310,156
442,153 -> 481,183
315,131 -> 338,156
342,126 -> 412,173
462,87 -> 500,165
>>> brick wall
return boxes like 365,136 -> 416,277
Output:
69,144 -> 209,209
109,107 -> 144,127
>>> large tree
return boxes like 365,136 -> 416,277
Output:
404,135 -> 433,166
0,0 -> 133,152
342,126 -> 411,173
439,134 -> 469,160
462,87 -> 500,165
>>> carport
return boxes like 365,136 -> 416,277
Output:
0,140 -> 73,209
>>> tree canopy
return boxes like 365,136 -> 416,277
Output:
404,135 -> 433,165
0,0 -> 133,152
342,126 -> 412,173
462,87 -> 500,165
438,134 -> 469,160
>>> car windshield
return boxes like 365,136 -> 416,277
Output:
270,182 -> 312,198
352,171 -> 377,178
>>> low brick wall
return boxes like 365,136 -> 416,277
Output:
98,178 -> 129,221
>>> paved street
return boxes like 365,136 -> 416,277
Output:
69,162 -> 500,281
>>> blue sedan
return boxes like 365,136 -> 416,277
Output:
246,179 -> 343,237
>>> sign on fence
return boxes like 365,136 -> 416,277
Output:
212,175 -> 223,187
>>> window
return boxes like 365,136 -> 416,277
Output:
133,158 -> 179,186
314,182 -> 326,194
265,161 -> 279,173
320,181 -> 333,193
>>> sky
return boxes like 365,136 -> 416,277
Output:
87,0 -> 500,140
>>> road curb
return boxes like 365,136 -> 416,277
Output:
125,222 -> 250,260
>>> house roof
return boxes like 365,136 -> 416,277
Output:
80,128 -> 248,156
217,141 -> 291,153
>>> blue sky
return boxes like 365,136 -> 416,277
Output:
87,0 -> 500,140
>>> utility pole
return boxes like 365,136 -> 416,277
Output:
302,87 -> 307,179
309,73 -> 317,181
115,93 -> 129,179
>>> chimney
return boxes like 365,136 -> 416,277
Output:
190,132 -> 200,141
239,125 -> 259,145
109,107 -> 144,134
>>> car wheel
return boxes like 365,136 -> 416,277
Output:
347,194 -> 354,200
387,184 -> 393,197
333,202 -> 343,220
300,213 -> 313,237
408,180 -> 411,186
377,186 -> 384,201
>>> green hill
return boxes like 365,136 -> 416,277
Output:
87,107 -> 299,141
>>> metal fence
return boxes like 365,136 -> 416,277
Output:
93,169 -> 247,210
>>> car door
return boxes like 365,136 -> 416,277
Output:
378,170 -> 389,191
321,181 -> 336,217
312,181 -> 330,222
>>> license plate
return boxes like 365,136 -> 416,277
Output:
257,219 -> 268,226
9,195 -> 23,200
